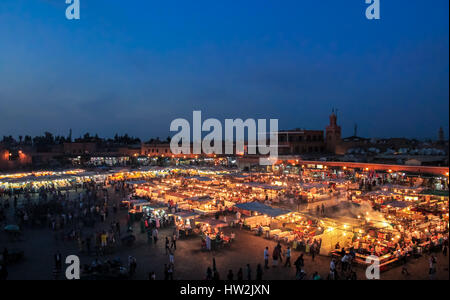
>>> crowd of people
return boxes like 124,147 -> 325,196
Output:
1,172 -> 448,280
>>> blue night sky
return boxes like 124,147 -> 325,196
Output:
0,0 -> 448,140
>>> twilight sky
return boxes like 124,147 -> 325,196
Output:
0,0 -> 448,141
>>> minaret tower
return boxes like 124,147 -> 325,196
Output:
326,109 -> 342,153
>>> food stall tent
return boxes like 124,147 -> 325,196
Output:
235,202 -> 291,232
172,211 -> 201,237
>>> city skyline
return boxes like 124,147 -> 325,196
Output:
0,118 -> 448,144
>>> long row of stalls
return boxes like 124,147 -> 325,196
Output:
0,169 -> 84,181
240,183 -> 283,202
107,167 -> 169,182
297,182 -> 334,202
0,170 -> 108,194
229,171 -> 352,205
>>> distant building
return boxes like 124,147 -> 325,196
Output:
63,142 -> 98,155
0,146 -> 32,170
276,111 -> 353,156
277,129 -> 325,155
2,112 -> 448,170
404,156 -> 448,166
141,142 -> 172,157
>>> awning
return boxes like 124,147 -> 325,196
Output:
196,218 -> 228,228
125,180 -> 148,185
420,190 -> 449,197
235,202 -> 290,217
186,176 -> 212,182
385,201 -> 411,208
187,195 -> 213,202
243,182 -> 283,190
172,211 -> 201,220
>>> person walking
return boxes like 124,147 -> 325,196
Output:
213,270 -> 220,281
429,255 -> 437,280
256,264 -> 263,281
54,251 -> 62,272
169,250 -> 175,265
294,253 -> 304,275
401,255 -> 410,276
272,246 -> 280,267
296,268 -> 307,280
246,264 -> 252,280
165,237 -> 170,254
128,256 -> 137,277
264,247 -> 269,269
147,228 -> 153,244
227,270 -> 234,281
153,228 -> 158,244
206,267 -> 213,280
311,244 -> 316,262
277,242 -> 283,263
284,246 -> 291,267
101,231 -> 107,248
329,258 -> 337,280
171,234 -> 177,250
149,271 -> 156,280
341,254 -> 349,272
237,268 -> 243,281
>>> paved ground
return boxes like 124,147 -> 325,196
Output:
1,189 -> 448,280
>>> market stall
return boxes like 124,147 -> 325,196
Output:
172,211 -> 201,237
